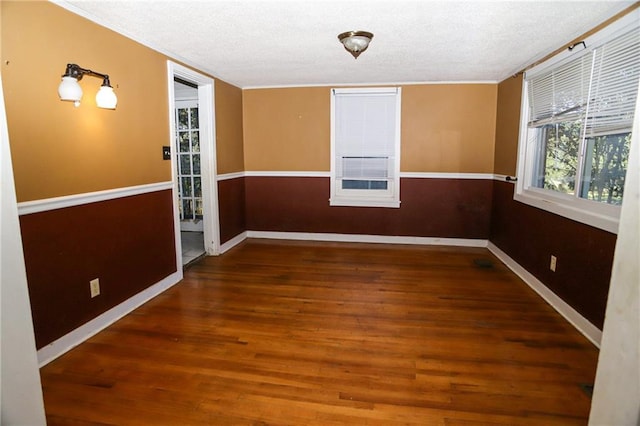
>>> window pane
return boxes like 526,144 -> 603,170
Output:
190,107 -> 199,129
342,180 -> 388,190
192,154 -> 201,175
341,156 -> 389,179
181,177 -> 192,197
532,121 -> 581,195
182,199 -> 193,218
579,132 -> 630,205
180,154 -> 191,175
179,132 -> 190,152
195,199 -> 203,219
177,109 -> 189,130
191,131 -> 200,152
193,177 -> 202,197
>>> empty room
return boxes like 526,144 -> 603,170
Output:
1,1 -> 638,425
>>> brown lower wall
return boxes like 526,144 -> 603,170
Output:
245,176 -> 492,239
218,178 -> 246,244
489,180 -> 615,328
20,190 -> 177,349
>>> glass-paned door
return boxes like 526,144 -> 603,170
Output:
175,100 -> 203,232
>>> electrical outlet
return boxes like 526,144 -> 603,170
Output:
90,278 -> 100,298
550,255 -> 557,272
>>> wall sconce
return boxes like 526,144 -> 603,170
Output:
338,31 -> 374,59
57,63 -> 118,109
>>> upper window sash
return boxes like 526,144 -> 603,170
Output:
515,9 -> 640,234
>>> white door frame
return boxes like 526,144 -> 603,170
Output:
167,61 -> 220,267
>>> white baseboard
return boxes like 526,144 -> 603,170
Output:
487,242 -> 601,347
246,230 -> 488,247
219,231 -> 247,253
38,234 -> 599,367
37,270 -> 183,367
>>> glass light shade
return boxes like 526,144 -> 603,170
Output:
342,36 -> 371,52
95,86 -> 117,109
58,76 -> 83,102
338,31 -> 373,59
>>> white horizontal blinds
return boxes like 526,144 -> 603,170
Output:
341,157 -> 388,178
527,54 -> 593,127
585,26 -> 640,137
334,89 -> 397,181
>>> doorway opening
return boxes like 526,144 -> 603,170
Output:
174,80 -> 204,265
167,62 -> 219,270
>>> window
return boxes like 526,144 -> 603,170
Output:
516,13 -> 640,233
330,87 -> 401,208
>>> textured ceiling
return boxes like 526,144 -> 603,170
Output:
54,1 -> 635,88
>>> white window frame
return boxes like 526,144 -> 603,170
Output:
515,10 -> 639,234
330,87 -> 402,208
175,99 -> 203,229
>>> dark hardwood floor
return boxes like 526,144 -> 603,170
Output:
40,239 -> 599,425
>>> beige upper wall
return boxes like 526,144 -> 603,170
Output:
494,74 -> 523,176
1,1 -> 244,201
243,84 -> 497,173
215,79 -> 244,174
2,1 -> 171,202
401,84 -> 496,173
243,87 -> 330,172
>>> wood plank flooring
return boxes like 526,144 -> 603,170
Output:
40,239 -> 600,425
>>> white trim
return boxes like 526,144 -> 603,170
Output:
219,231 -> 247,254
243,81 -> 499,90
328,198 -> 400,208
168,61 -> 221,265
401,172 -> 494,179
17,182 -> 173,215
246,234 -> 604,347
525,8 -> 640,81
197,77 -> 220,256
244,170 -> 330,178
514,191 -> 620,234
500,4 -> 637,82
167,66 -> 184,272
1,71 -> 47,424
487,242 -> 602,347
217,171 -> 245,181
492,173 -> 515,182
247,230 -> 488,248
50,1 -> 239,88
233,171 -> 505,180
37,270 -> 183,366
49,2 -> 497,91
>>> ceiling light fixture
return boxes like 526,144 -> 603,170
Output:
57,63 -> 118,109
338,31 -> 374,59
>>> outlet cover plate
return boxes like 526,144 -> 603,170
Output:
90,278 -> 100,298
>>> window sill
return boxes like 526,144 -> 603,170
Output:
329,198 -> 400,208
513,189 -> 620,234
